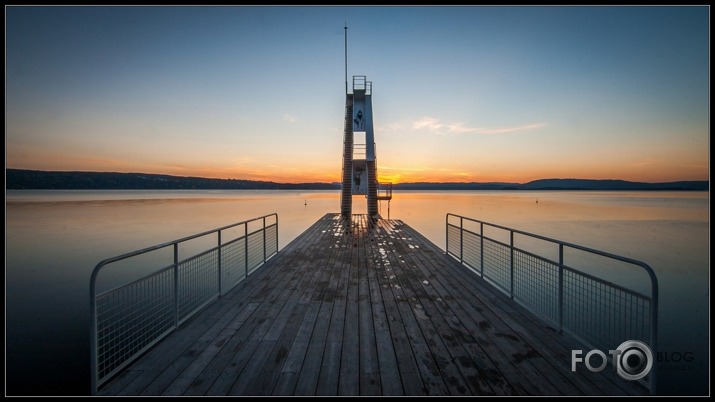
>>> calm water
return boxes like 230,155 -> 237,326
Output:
5,190 -> 709,395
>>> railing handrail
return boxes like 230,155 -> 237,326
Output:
445,212 -> 658,394
377,181 -> 393,197
448,213 -> 655,276
90,213 -> 278,393
90,213 -> 277,278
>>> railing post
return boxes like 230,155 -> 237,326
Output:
262,216 -> 267,262
649,269 -> 659,395
173,243 -> 179,328
480,222 -> 484,277
558,244 -> 564,333
459,217 -> 464,264
445,214 -> 449,255
244,223 -> 249,277
510,230 -> 514,299
217,230 -> 222,296
275,214 -> 279,254
89,268 -> 98,394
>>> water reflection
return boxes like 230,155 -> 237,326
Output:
5,190 -> 709,396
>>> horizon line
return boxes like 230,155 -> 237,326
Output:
5,168 -> 709,186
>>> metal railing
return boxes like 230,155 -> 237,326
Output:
377,181 -> 393,200
89,213 -> 278,393
353,143 -> 367,159
353,75 -> 372,95
446,213 -> 658,393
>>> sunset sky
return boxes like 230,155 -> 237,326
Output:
6,6 -> 709,184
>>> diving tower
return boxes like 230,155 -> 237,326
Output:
341,75 -> 391,219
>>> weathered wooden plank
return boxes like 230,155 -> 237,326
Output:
137,298 -> 259,395
383,219 -> 561,395
382,219 -> 520,395
383,225 -> 489,396
197,252 -> 316,395
249,303 -> 308,395
162,302 -> 260,395
371,232 -> 424,395
280,302 -> 320,374
379,222 -> 451,395
246,230 -> 326,398
392,219 -> 643,395
365,238 -> 402,396
106,300 -> 248,395
357,216 -> 382,396
291,217 -> 350,395
339,215 -> 361,395
293,338 -> 325,395
393,242 -> 516,396
316,340 -> 342,395
377,219 -> 559,395
182,304 -> 261,395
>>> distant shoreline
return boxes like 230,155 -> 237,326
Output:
5,169 -> 709,191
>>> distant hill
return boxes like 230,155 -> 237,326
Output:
394,178 -> 708,191
517,178 -> 709,191
5,169 -> 339,190
5,169 -> 709,191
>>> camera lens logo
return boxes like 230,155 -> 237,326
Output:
571,340 -> 653,381
615,340 -> 653,381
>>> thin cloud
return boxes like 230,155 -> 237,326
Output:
413,117 -> 444,131
282,113 -> 296,123
412,117 -> 545,136
475,123 -> 545,135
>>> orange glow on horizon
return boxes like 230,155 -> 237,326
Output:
7,163 -> 708,185
7,148 -> 708,185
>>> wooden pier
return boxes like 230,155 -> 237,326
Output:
98,213 -> 648,396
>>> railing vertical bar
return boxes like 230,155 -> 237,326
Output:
217,230 -> 222,296
480,222 -> 484,276
558,244 -> 564,333
509,230 -> 514,299
173,243 -> 179,329
275,214 -> 279,255
445,214 -> 449,256
650,273 -> 659,395
244,222 -> 249,277
459,217 -> 464,264
263,216 -> 267,262
90,268 -> 98,394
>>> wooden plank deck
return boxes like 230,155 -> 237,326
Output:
99,213 -> 648,396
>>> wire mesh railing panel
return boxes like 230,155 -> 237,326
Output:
178,249 -> 219,320
462,230 -> 482,274
513,249 -> 559,323
247,231 -> 264,274
91,213 -> 278,392
265,224 -> 278,257
221,238 -> 247,291
444,213 -> 657,393
95,267 -> 174,382
447,224 -> 461,257
482,238 -> 511,293
563,267 -> 651,353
